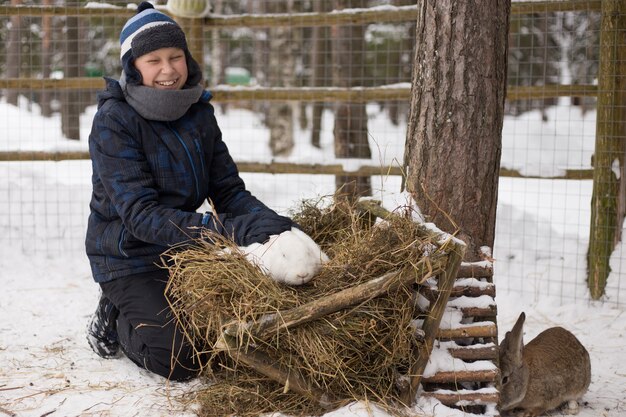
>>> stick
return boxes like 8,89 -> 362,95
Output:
215,335 -> 335,409
224,259 -> 446,341
401,239 -> 467,406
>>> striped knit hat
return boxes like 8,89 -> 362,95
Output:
120,2 -> 201,86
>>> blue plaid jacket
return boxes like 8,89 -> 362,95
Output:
86,78 -> 269,283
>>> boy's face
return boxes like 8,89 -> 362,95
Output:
134,47 -> 188,90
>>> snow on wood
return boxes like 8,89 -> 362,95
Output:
423,345 -> 497,378
447,295 -> 496,309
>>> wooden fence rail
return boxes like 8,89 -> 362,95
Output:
0,153 -> 596,181
0,80 -> 599,102
0,1 -> 603,23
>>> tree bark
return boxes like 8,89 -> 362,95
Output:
332,0 -> 372,201
310,1 -> 331,148
40,0 -> 53,117
587,0 -> 626,300
267,1 -> 295,156
6,0 -> 23,106
402,0 -> 510,261
210,0 -> 224,88
61,0 -> 81,140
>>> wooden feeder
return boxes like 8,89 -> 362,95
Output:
210,200 -> 468,410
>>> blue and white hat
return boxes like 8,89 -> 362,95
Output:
120,2 -> 201,85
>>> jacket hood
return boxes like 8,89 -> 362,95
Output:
97,77 -> 125,109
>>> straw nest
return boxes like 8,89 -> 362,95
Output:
165,198 -> 445,417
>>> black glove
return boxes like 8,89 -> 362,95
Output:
209,211 -> 294,246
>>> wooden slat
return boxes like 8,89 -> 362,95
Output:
448,345 -> 498,361
415,305 -> 496,320
459,305 -> 497,318
420,390 -> 499,407
457,263 -> 493,278
437,324 -> 497,340
421,369 -> 498,384
420,284 -> 496,301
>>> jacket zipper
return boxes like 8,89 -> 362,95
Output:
194,138 -> 206,176
167,122 -> 200,204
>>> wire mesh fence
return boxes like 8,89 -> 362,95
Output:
0,0 -> 624,307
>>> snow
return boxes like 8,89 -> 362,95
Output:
1,97 -> 625,417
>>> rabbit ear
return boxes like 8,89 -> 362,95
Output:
511,312 -> 526,339
508,312 -> 526,361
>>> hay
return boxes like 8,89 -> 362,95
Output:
165,198 -> 445,416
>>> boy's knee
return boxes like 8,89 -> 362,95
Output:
145,345 -> 201,381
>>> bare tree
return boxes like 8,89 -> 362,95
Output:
40,0 -> 54,117
310,1 -> 332,148
403,0 -> 510,261
267,1 -> 296,156
61,0 -> 81,140
5,0 -> 23,106
332,0 -> 372,200
210,0 -> 225,89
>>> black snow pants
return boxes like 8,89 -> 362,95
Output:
100,270 -> 202,381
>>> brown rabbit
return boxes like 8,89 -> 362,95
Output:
499,312 -> 591,416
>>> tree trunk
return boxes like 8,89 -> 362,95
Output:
310,1 -> 332,148
267,1 -> 295,156
249,1 -> 267,118
587,0 -> 626,300
387,0 -> 416,126
402,0 -> 510,261
332,0 -> 372,201
61,1 -> 81,140
210,0 -> 224,88
40,0 -> 53,117
6,0 -> 23,106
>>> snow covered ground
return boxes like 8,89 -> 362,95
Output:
1,98 -> 625,416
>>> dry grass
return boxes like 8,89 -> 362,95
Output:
165,198 -> 445,416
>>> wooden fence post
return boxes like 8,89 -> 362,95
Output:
587,0 -> 626,299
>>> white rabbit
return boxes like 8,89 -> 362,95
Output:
242,227 -> 329,286
499,312 -> 591,416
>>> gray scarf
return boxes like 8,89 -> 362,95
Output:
119,71 -> 204,121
